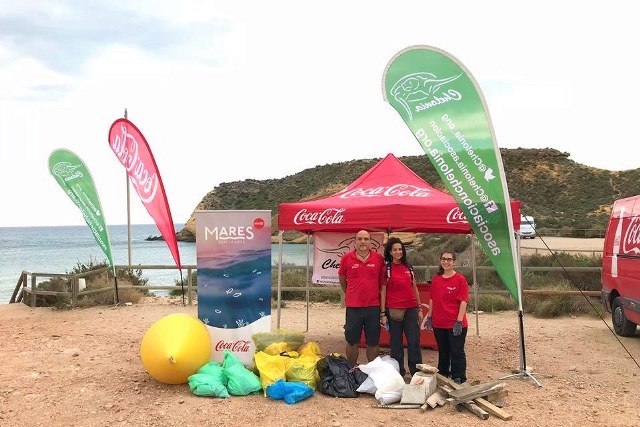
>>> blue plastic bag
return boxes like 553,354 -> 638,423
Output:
266,379 -> 314,404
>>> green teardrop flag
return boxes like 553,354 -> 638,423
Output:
383,45 -> 520,303
48,149 -> 115,271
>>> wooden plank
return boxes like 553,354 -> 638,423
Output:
421,390 -> 447,411
474,398 -> 513,421
448,382 -> 505,402
9,273 -> 26,304
441,385 -> 489,420
375,403 -> 422,409
437,374 -> 512,421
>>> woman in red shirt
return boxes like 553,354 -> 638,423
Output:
426,250 -> 469,384
380,237 -> 423,377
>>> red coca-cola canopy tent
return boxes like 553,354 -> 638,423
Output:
278,153 -> 521,233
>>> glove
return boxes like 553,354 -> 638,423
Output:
425,316 -> 432,331
453,320 -> 463,336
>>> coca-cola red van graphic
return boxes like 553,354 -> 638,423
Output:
602,195 -> 640,336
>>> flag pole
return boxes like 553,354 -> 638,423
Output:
499,231 -> 552,386
124,108 -> 132,269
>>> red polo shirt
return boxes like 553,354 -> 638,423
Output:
338,250 -> 385,307
430,272 -> 469,329
383,263 -> 417,309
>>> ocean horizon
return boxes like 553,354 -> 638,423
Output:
0,224 -> 311,304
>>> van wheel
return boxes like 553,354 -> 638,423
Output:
612,297 -> 637,336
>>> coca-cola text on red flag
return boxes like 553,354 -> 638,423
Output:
108,118 -> 182,270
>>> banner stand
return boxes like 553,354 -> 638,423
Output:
499,232 -> 552,387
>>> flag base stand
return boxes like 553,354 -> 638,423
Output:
499,366 -> 553,388
498,310 -> 553,388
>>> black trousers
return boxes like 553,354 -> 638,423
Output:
433,327 -> 467,383
388,307 -> 422,376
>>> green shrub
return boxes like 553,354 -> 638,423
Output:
475,294 -> 517,312
25,258 -> 149,308
172,271 -> 198,296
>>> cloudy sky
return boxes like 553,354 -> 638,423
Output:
1,1 -> 638,227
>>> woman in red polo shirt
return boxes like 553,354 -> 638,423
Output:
380,237 -> 423,378
426,250 -> 469,384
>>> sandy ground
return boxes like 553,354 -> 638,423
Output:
2,237 -> 637,427
518,236 -> 604,256
1,296 -> 639,427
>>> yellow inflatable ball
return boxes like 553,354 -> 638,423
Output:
140,313 -> 211,384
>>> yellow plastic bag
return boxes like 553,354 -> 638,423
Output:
253,351 -> 291,393
264,342 -> 298,357
252,330 -> 305,352
299,342 -> 322,359
286,355 -> 320,390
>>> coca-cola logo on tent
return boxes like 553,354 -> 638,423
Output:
446,207 -> 468,224
339,184 -> 431,198
293,208 -> 346,225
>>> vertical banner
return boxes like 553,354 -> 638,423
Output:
383,45 -> 520,303
48,149 -> 114,270
195,210 -> 272,365
108,118 -> 182,270
312,232 -> 384,284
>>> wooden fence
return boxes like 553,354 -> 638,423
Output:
520,247 -> 602,257
11,261 -> 603,307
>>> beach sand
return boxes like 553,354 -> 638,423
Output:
1,294 -> 639,426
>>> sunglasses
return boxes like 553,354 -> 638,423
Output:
440,257 -> 454,262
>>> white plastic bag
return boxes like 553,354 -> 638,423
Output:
358,356 -> 404,404
356,355 -> 399,394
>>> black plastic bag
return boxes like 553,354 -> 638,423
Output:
316,354 -> 368,398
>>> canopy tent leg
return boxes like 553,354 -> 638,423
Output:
276,231 -> 284,329
305,233 -> 311,332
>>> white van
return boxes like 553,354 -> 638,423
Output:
520,216 -> 536,239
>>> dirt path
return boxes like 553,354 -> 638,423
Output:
519,236 -> 604,256
1,298 -> 639,427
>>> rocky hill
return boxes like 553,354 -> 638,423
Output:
175,148 -> 640,242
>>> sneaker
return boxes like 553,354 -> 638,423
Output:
453,377 -> 463,384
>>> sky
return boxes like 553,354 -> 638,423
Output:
1,1 -> 638,228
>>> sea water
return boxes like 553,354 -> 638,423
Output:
0,224 -> 312,304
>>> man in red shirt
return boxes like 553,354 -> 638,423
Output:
338,230 -> 386,365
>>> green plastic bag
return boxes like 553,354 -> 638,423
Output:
188,362 -> 230,398
222,350 -> 262,396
